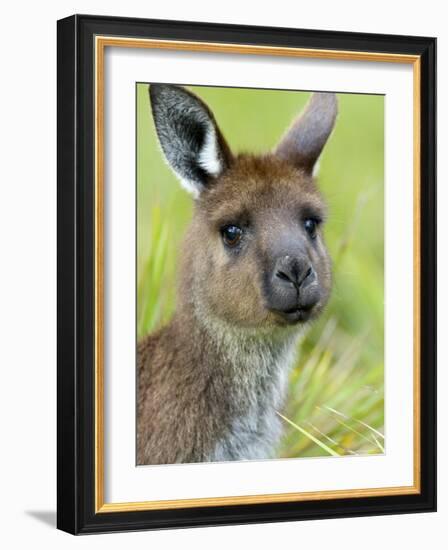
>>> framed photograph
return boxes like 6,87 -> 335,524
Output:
57,14 -> 436,534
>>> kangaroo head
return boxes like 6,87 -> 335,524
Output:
149,84 -> 337,331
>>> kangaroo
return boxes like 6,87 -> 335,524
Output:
137,84 -> 337,465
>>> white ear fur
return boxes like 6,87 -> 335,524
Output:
177,176 -> 202,199
174,124 -> 222,198
312,158 -> 321,177
198,124 -> 222,177
172,120 -> 224,199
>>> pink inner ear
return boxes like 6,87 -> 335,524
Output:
275,93 -> 338,173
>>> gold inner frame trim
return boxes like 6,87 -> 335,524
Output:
94,35 -> 421,514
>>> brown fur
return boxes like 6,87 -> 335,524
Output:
137,87 -> 336,465
137,155 -> 331,464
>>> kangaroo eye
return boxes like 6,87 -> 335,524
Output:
221,225 -> 243,247
304,218 -> 318,239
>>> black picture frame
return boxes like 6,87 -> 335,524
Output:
57,14 -> 436,535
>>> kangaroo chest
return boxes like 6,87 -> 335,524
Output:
206,342 -> 295,462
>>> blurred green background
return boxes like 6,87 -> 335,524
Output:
137,83 -> 384,458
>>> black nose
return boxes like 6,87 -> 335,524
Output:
274,255 -> 315,289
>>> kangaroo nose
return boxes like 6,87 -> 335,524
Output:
275,255 -> 314,289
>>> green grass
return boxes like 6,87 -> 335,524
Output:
137,83 -> 384,458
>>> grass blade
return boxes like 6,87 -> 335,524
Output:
276,412 -> 340,457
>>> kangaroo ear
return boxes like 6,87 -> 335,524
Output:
275,93 -> 338,173
149,84 -> 232,197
